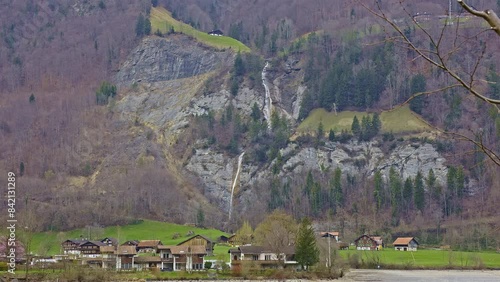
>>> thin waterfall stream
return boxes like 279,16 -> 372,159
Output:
228,152 -> 245,220
262,61 -> 273,130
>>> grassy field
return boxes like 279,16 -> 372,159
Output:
297,105 -> 431,135
150,7 -> 250,52
29,220 -> 229,256
340,248 -> 500,268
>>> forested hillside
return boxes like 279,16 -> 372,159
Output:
1,0 -> 499,251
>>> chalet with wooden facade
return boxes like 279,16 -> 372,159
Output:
229,245 -> 298,270
60,235 -> 212,271
121,240 -> 139,247
116,245 -> 137,270
320,231 -> 340,242
79,241 -> 106,257
159,245 -> 207,271
354,235 -> 383,251
61,239 -> 87,256
393,237 -> 419,251
177,234 -> 215,255
100,246 -> 116,269
137,240 -> 163,253
134,256 -> 162,271
208,29 -> 223,36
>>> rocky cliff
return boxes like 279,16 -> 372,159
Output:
114,34 -> 454,218
116,36 -> 233,87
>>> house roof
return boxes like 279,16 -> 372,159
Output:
100,237 -> 118,246
80,241 -> 106,247
320,231 -> 340,237
134,256 -> 162,263
116,246 -> 137,255
121,240 -> 140,246
354,234 -> 383,245
176,234 -> 214,246
100,246 -> 116,253
137,240 -> 162,248
393,237 -> 419,246
169,245 -> 207,255
235,245 -> 295,255
208,29 -> 223,34
62,239 -> 87,245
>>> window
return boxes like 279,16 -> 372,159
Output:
265,255 -> 271,261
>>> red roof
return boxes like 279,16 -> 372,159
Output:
393,237 -> 418,246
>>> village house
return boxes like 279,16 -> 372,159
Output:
134,256 -> 162,271
229,245 -> 298,270
59,235 -> 210,271
101,237 -> 118,246
354,235 -> 383,251
121,240 -> 140,247
100,246 -> 116,269
79,241 -> 106,257
116,245 -> 137,270
320,231 -> 340,242
393,237 -> 419,251
176,234 -> 215,255
61,239 -> 87,257
218,234 -> 234,244
159,245 -> 207,271
137,240 -> 163,253
208,29 -> 223,36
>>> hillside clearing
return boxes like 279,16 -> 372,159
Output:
297,105 -> 432,135
150,7 -> 250,52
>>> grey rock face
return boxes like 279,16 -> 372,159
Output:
116,36 -> 232,87
377,143 -> 448,184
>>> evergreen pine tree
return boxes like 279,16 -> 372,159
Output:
328,129 -> 335,141
427,168 -> 437,201
136,14 -> 145,37
196,206 -> 205,227
144,18 -> 152,35
403,177 -> 413,208
371,113 -> 381,137
251,102 -> 261,121
389,166 -> 402,225
19,162 -> 25,176
333,167 -> 343,208
304,170 -> 314,197
374,170 -> 383,211
414,171 -> 425,212
295,217 -> 319,270
351,115 -> 360,136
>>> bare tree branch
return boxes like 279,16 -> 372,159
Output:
458,0 -> 500,35
358,0 -> 500,167
359,1 -> 500,109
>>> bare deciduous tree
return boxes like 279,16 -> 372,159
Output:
359,0 -> 500,166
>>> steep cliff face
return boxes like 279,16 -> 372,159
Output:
116,36 -> 233,87
185,140 -> 449,214
113,34 -> 454,219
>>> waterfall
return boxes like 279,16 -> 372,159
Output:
262,62 -> 273,130
228,152 -> 245,220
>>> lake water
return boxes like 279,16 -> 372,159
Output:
341,269 -> 500,282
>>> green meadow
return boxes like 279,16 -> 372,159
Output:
29,220 -> 229,256
150,7 -> 250,52
340,248 -> 500,268
297,105 -> 431,135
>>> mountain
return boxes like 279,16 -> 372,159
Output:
1,0 -> 499,249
